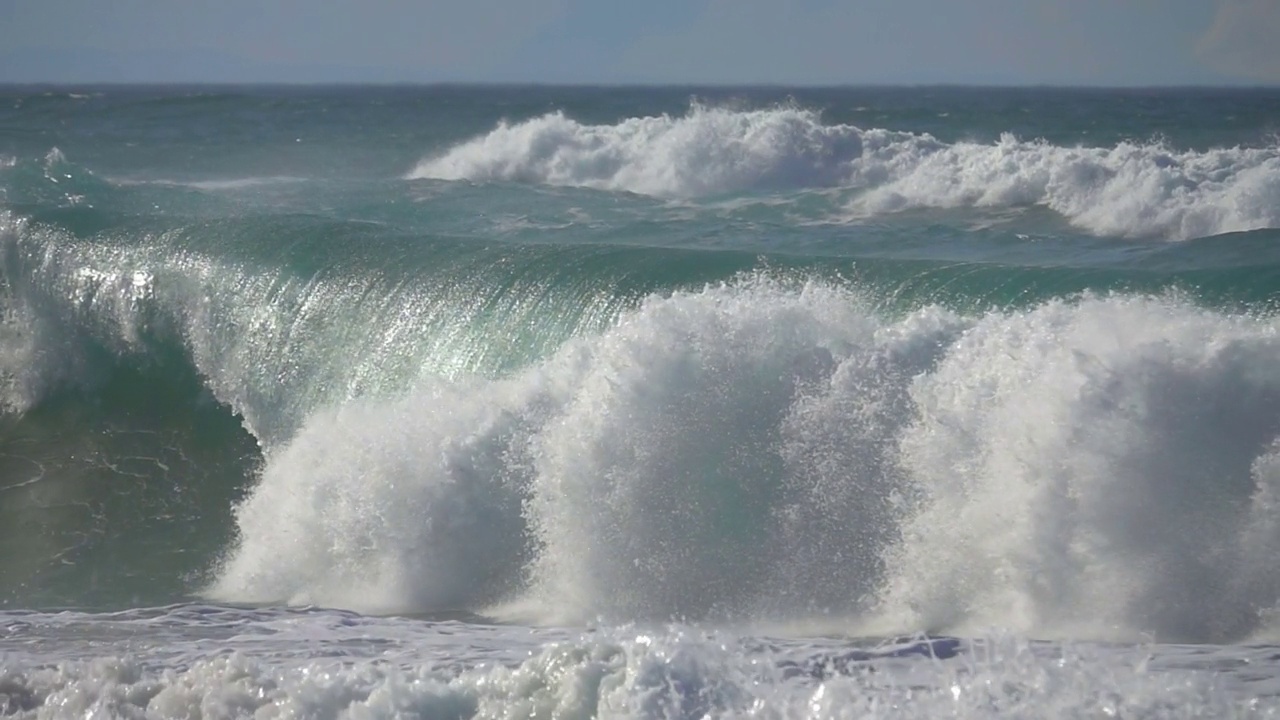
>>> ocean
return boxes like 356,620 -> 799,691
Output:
2,84 -> 1280,717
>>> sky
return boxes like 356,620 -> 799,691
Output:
1,0 -> 1278,85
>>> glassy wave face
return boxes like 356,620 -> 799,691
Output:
4,86 -> 1280,647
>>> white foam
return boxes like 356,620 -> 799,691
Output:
523,281 -> 966,623
209,378 -> 543,612
409,104 -> 864,198
410,105 -> 1280,239
212,279 -> 1280,642
879,294 -> 1280,642
210,278 -> 959,619
849,133 -> 1280,240
0,631 -> 1268,719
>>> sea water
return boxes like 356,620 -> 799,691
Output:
3,85 -> 1280,717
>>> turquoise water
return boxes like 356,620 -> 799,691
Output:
3,85 -> 1280,717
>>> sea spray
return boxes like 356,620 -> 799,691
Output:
882,294 -> 1280,642
413,105 -> 1280,240
410,104 -> 864,198
212,277 -> 1280,642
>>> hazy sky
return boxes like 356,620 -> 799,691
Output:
1,0 -> 1278,85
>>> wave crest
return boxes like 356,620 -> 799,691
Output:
212,278 -> 1280,642
410,105 -> 1280,239
408,104 -> 863,198
851,133 -> 1280,240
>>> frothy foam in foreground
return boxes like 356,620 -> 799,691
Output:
213,278 -> 1280,643
1,631 -> 1266,720
0,609 -> 1269,717
409,105 -> 1280,239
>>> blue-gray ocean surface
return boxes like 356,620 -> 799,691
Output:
3,85 -> 1280,717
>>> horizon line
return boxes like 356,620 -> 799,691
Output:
2,80 -> 1279,91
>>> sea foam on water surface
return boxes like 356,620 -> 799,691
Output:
0,627 -> 1270,719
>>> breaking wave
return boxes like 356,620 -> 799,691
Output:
410,105 -> 1280,240
10,147 -> 1280,641
211,278 -> 1280,643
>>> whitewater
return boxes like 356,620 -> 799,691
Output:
409,103 -> 1280,240
3,85 -> 1280,717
